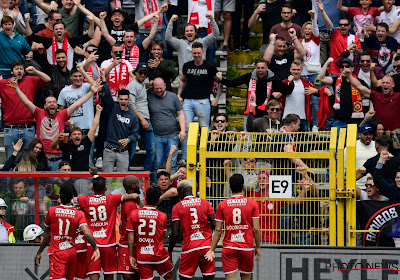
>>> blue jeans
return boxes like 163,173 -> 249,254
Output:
301,73 -> 320,127
198,30 -> 216,64
300,119 -> 309,132
152,135 -> 179,183
47,157 -> 62,171
129,118 -> 155,172
181,99 -> 211,160
19,0 -> 37,25
4,126 -> 35,159
135,31 -> 167,62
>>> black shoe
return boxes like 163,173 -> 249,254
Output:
241,43 -> 250,51
233,44 -> 240,51
222,45 -> 229,52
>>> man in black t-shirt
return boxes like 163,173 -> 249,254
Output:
178,42 -> 218,162
50,105 -> 102,171
263,31 -> 306,80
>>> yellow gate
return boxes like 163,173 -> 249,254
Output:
187,122 -> 360,246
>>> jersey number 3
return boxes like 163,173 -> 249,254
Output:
138,219 -> 156,236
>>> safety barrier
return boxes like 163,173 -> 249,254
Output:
0,171 -> 149,242
187,122 -> 361,246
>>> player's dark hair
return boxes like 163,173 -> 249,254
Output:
146,187 -> 162,205
11,60 -> 24,70
70,67 -> 80,75
53,21 -> 65,30
282,3 -> 292,11
377,22 -> 389,32
55,49 -> 67,57
360,51 -> 372,59
284,114 -> 300,126
192,42 -> 203,49
60,183 -> 77,204
213,113 -> 228,123
90,167 -> 107,192
375,135 -> 390,147
229,174 -> 244,193
118,89 -> 130,97
157,171 -> 170,180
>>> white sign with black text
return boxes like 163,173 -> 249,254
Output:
269,175 -> 292,198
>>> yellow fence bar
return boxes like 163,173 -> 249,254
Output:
346,124 -> 358,246
186,122 -> 199,196
336,128 -> 347,246
199,127 -> 208,200
329,127 -> 338,246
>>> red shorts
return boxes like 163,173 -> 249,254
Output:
87,246 -> 118,275
118,246 -> 137,274
75,251 -> 87,280
179,248 -> 215,278
221,248 -> 254,274
49,248 -> 77,280
138,257 -> 174,280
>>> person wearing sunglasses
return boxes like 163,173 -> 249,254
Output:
336,50 -> 385,113
35,11 -> 72,38
318,57 -> 365,130
357,177 -> 388,201
320,12 -> 362,75
247,99 -> 282,133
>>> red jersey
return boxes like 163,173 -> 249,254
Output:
171,196 -> 214,253
73,206 -> 87,252
215,195 -> 260,250
126,206 -> 169,263
44,204 -> 86,254
253,192 -> 281,243
78,194 -> 124,247
119,200 -> 140,246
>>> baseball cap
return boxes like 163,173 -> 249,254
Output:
340,58 -> 353,67
359,125 -> 373,134
111,7 -> 124,16
135,63 -> 148,73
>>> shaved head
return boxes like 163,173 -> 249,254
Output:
123,175 -> 140,193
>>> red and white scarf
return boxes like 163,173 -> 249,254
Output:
334,74 -> 364,119
244,70 -> 272,115
122,44 -> 140,70
107,61 -> 130,99
143,0 -> 162,28
52,36 -> 68,65
189,0 -> 213,33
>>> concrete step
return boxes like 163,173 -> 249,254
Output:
227,115 -> 245,131
226,85 -> 247,98
227,66 -> 254,79
226,98 -> 246,116
227,51 -> 261,67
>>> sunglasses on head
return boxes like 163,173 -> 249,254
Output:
365,183 -> 375,188
360,59 -> 371,63
244,158 -> 256,163
339,64 -> 351,69
215,119 -> 226,123
269,107 -> 281,112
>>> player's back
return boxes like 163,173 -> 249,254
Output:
172,196 -> 214,253
128,206 -> 169,263
78,193 -> 123,246
216,195 -> 259,250
45,204 -> 86,254
119,200 -> 140,245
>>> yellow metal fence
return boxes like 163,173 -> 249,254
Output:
187,123 -> 360,246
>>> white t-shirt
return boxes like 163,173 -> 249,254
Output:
100,59 -> 133,101
377,6 -> 400,42
358,70 -> 371,107
283,79 -> 306,120
57,83 -> 94,129
46,40 -> 74,70
301,36 -> 321,76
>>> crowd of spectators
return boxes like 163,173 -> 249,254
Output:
2,0 -> 400,247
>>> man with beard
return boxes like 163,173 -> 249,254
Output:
100,12 -> 160,70
217,58 -> 294,130
101,43 -> 135,101
0,16 -> 31,78
9,78 -> 101,170
364,22 -> 398,72
97,7 -> 165,64
263,29 -> 306,81
148,78 -> 185,182
270,4 -> 302,43
25,17 -> 93,70
126,63 -> 154,172
0,61 -> 50,159
51,104 -> 102,171
34,10 -> 72,38
147,40 -> 176,91
100,70 -> 139,173
34,0 -> 82,37
344,69 -> 400,156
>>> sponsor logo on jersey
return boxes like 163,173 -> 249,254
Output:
140,244 -> 155,255
230,231 -> 245,243
93,227 -> 107,238
139,210 -> 159,217
75,234 -> 85,244
91,221 -> 109,227
89,196 -> 107,203
227,198 -> 247,206
181,198 -> 201,206
139,238 -> 154,243
190,231 -> 205,241
59,240 -> 73,250
226,224 -> 249,230
55,208 -> 76,215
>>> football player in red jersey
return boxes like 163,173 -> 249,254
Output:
35,184 -> 100,280
118,175 -> 142,280
168,180 -> 216,280
78,168 -> 141,280
127,187 -> 174,280
205,174 -> 261,280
